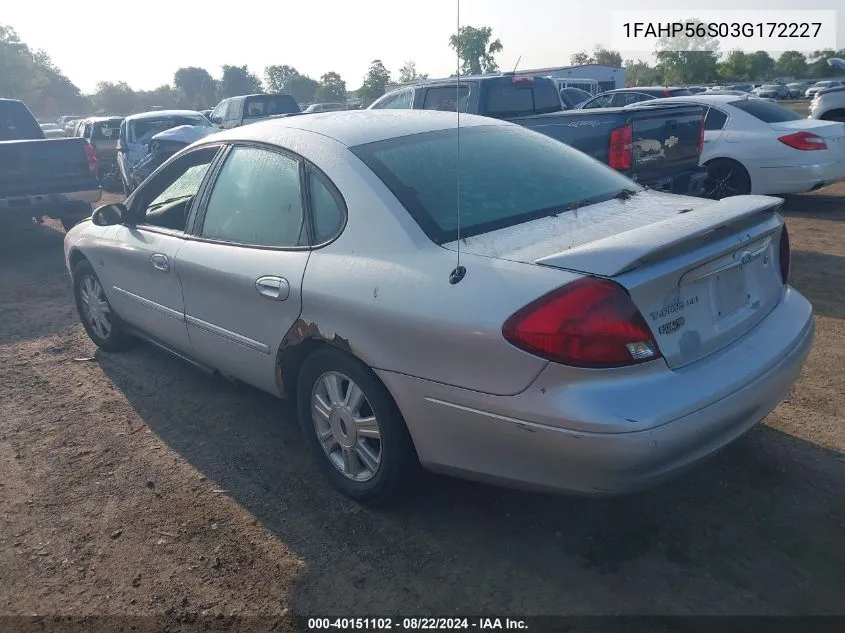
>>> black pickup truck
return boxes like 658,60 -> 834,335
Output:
1,98 -> 101,231
369,74 -> 707,196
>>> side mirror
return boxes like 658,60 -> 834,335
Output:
92,203 -> 128,226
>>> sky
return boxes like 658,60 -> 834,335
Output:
5,0 -> 844,93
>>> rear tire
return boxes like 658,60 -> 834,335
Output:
296,348 -> 418,505
703,158 -> 751,199
72,259 -> 134,352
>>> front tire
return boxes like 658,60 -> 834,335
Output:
296,349 -> 418,505
72,259 -> 133,352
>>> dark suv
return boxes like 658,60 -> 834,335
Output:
579,87 -> 694,109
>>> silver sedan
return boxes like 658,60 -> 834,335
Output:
64,111 -> 814,504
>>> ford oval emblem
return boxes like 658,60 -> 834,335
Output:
741,251 -> 752,265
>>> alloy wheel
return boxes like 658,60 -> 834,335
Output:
311,371 -> 382,482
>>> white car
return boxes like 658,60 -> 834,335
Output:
39,122 -> 67,138
630,95 -> 845,197
805,81 -> 844,98
809,59 -> 845,122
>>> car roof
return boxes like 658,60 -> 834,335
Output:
124,110 -> 206,122
204,110 -> 507,148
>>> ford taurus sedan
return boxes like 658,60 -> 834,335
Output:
64,111 -> 814,505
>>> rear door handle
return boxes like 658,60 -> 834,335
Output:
151,253 -> 170,272
255,276 -> 290,301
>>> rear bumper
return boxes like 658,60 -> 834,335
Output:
377,287 -> 814,495
0,188 -> 101,219
755,160 -> 845,194
640,166 -> 707,197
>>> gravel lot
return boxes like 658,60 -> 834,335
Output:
1,178 -> 844,630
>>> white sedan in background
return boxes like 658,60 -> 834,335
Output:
631,95 -> 845,197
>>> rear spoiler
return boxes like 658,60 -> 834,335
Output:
535,195 -> 784,277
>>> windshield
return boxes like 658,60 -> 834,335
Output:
351,125 -> 638,244
243,95 -> 300,118
762,85 -> 780,90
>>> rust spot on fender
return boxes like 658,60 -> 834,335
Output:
275,318 -> 355,396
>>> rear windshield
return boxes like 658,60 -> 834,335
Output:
483,79 -> 562,118
351,125 -> 637,243
729,99 -> 801,123
91,121 -> 122,140
244,95 -> 300,118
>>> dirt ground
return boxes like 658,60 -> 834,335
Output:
1,180 -> 844,631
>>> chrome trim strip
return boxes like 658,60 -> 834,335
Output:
112,286 -> 185,322
185,315 -> 270,355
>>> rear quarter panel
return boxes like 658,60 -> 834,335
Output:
266,128 -> 572,396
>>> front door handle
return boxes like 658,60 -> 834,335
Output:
255,276 -> 290,301
151,253 -> 170,272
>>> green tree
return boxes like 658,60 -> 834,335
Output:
449,25 -> 503,75
359,59 -> 391,104
747,51 -> 775,81
807,49 -> 845,78
174,66 -> 217,109
398,61 -> 428,83
264,64 -> 299,93
591,46 -> 623,67
219,65 -> 262,98
774,51 -> 808,78
624,59 -> 662,86
0,25 -> 89,116
264,65 -> 318,103
718,50 -> 751,80
570,51 -> 591,65
654,18 -> 720,84
315,71 -> 347,102
93,81 -> 136,114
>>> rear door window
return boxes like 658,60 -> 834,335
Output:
728,99 -> 801,123
199,146 -> 307,247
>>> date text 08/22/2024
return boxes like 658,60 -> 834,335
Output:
305,617 -> 528,631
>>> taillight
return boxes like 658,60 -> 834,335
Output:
698,115 -> 705,154
502,277 -> 662,369
609,123 -> 633,170
512,76 -> 533,84
777,131 -> 827,151
779,224 -> 791,285
84,141 -> 98,177
663,89 -> 671,97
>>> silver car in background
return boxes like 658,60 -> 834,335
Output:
64,111 -> 814,505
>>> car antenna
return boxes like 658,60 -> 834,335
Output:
449,0 -> 466,285
512,56 -> 522,74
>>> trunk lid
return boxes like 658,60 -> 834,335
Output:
769,119 -> 845,137
445,190 -> 787,369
